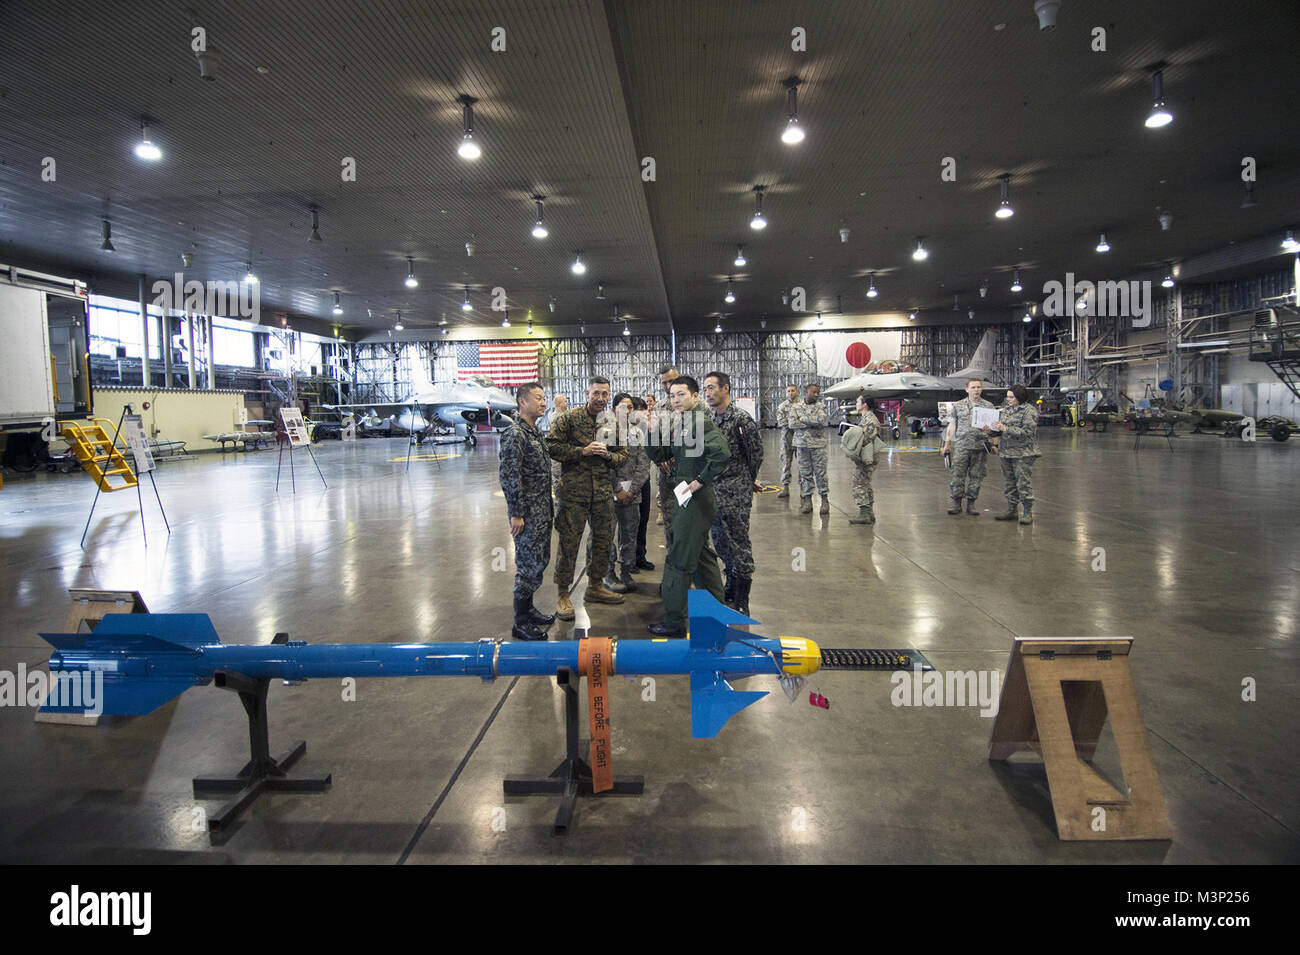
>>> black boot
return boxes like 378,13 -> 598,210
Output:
511,595 -> 548,641
733,577 -> 752,616
724,576 -> 737,606
527,597 -> 555,627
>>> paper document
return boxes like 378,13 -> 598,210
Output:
674,481 -> 692,506
619,480 -> 632,493
972,407 -> 1000,429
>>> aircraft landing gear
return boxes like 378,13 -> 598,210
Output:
465,432 -> 478,448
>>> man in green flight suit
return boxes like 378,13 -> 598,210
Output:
645,375 -> 731,637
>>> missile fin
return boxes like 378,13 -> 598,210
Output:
38,674 -> 198,716
687,591 -> 759,652
690,671 -> 768,738
91,613 -> 222,649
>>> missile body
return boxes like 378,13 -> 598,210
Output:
41,593 -> 821,738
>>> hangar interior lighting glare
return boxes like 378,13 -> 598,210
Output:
462,288 -> 472,311
332,292 -> 342,315
1145,70 -> 1173,128
724,279 -> 736,304
457,94 -> 481,159
135,121 -> 161,161
1282,230 -> 1299,252
571,251 -> 587,275
734,245 -> 746,267
1010,269 -> 1023,293
244,263 -> 258,284
1096,233 -> 1110,253
531,196 -> 547,238
866,275 -> 878,298
912,237 -> 929,261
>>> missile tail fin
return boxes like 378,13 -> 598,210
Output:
690,671 -> 768,739
38,675 -> 197,716
687,591 -> 758,652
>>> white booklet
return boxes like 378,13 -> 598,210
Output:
972,407 -> 1000,429
674,481 -> 693,506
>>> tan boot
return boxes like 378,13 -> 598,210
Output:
819,497 -> 830,515
585,581 -> 626,604
777,485 -> 790,498
556,592 -> 575,620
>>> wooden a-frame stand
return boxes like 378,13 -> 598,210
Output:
988,637 -> 1172,841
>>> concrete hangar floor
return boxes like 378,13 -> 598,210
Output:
0,427 -> 1295,864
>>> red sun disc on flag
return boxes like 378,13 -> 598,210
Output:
845,341 -> 872,369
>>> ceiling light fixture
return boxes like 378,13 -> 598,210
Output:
968,307 -> 976,320
571,251 -> 587,276
908,311 -> 917,322
456,94 -> 481,159
461,287 -> 472,312
912,237 -> 929,261
1022,311 -> 1033,323
465,237 -> 475,257
715,319 -> 723,334
734,245 -> 747,267
1144,69 -> 1173,128
750,186 -> 767,230
244,263 -> 258,284
549,296 -> 557,313
724,279 -> 736,304
404,258 -> 418,288
979,278 -> 989,299
527,319 -> 534,335
1096,232 -> 1110,253
1161,270 -> 1175,289
1010,269 -> 1023,293
839,225 -> 849,243
596,283 -> 606,300
995,174 -> 1015,218
866,275 -> 878,298
780,77 -> 805,144
309,207 -> 322,242
394,310 -> 404,331
531,196 -> 548,238
622,320 -> 630,336
332,292 -> 343,315
100,219 -> 115,252
953,294 -> 960,312
1282,229 -> 1299,252
1159,210 -> 1173,231
501,310 -> 510,328
780,288 -> 789,306
134,120 -> 161,161
816,311 -> 824,327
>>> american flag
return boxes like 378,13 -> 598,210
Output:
456,341 -> 540,386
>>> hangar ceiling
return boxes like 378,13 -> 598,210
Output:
1,0 -> 1297,337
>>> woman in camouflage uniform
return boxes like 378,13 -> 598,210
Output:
990,385 -> 1040,525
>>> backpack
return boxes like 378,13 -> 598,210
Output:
840,425 -> 873,465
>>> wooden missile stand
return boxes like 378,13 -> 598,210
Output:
988,637 -> 1172,840
503,667 -> 644,835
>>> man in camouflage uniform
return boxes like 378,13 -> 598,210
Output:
547,394 -> 568,507
545,377 -> 627,620
790,383 -> 830,515
498,382 -> 554,641
703,371 -> 764,614
942,379 -> 995,515
774,384 -> 799,498
848,395 -> 882,525
645,376 -> 730,637
989,385 -> 1040,525
654,365 -> 679,544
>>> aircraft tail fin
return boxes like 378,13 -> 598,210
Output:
954,329 -> 998,380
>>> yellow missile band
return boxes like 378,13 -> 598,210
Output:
779,637 -> 821,675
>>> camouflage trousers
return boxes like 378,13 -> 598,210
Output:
796,445 -> 829,498
710,478 -> 755,580
551,460 -> 562,507
950,448 -> 987,501
657,466 -> 676,546
609,498 -> 641,574
512,515 -> 553,601
852,461 -> 876,507
779,429 -> 794,485
1000,456 -> 1036,506
554,495 -> 615,588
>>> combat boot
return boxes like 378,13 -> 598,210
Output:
850,505 -> 874,525
1019,504 -> 1034,525
947,498 -> 963,515
511,595 -> 548,641
527,599 -> 556,627
965,499 -> 979,516
819,497 -> 830,515
724,576 -> 737,606
602,573 -> 628,594
733,577 -> 753,616
994,504 -> 1018,521
616,570 -> 638,593
777,485 -> 790,498
800,498 -> 813,514
556,592 -> 575,621
586,581 -> 625,604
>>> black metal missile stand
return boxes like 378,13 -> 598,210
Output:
192,636 -> 331,840
503,666 -> 644,835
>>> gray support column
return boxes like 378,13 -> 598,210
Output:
138,275 -> 151,387
161,310 -> 172,387
186,310 -> 197,389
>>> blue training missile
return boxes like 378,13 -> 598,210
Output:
40,592 -> 822,738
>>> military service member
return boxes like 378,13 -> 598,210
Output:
603,393 -> 652,593
654,365 -> 680,539
545,376 -> 627,620
774,384 -> 799,498
548,393 -> 569,507
790,383 -> 831,515
703,371 -> 763,614
989,385 -> 1040,525
942,379 -> 996,515
498,382 -> 555,641
848,395 -> 882,525
645,376 -> 730,637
